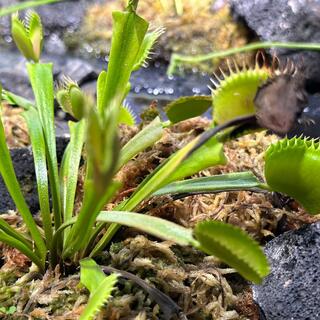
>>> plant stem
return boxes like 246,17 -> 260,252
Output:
0,0 -> 62,17
127,0 -> 139,11
168,41 -> 320,75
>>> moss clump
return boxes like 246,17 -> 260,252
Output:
66,0 -> 251,72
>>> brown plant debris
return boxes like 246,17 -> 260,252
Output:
1,104 -> 30,148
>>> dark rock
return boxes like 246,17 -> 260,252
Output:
0,68 -> 33,100
45,33 -> 67,56
57,58 -> 98,85
36,1 -> 86,33
230,0 -> 320,89
0,49 -> 100,99
0,131 -> 69,214
289,93 -> 320,137
253,222 -> 320,320
0,148 -> 37,213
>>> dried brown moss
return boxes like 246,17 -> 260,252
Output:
1,104 -> 29,148
68,0 -> 251,71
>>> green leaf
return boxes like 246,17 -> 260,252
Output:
2,90 -> 34,110
85,107 -> 119,194
0,0 -> 62,17
63,182 -> 121,259
153,171 -> 266,197
164,136 -> 226,185
60,120 -> 85,228
97,10 -> 149,113
118,116 -> 163,168
194,221 -> 269,284
27,62 -> 62,230
80,258 -> 107,293
165,95 -> 212,124
0,217 -> 32,248
96,71 -> 107,112
23,107 -> 53,248
97,211 -> 198,247
80,258 -> 117,320
0,115 -> 46,267
0,230 -> 43,271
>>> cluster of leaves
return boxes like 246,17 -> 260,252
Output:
167,47 -> 320,215
0,2 -> 269,276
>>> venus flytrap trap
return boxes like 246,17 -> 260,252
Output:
264,137 -> 320,215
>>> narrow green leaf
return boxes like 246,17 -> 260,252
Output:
63,182 -> 121,259
2,90 -> 34,110
23,107 -> 53,247
194,221 -> 270,284
118,116 -> 163,168
153,171 -> 266,197
80,259 -> 117,320
164,136 -> 226,184
86,107 -> 119,194
96,129 -> 226,249
0,0 -> 62,17
0,218 -> 32,249
165,96 -> 212,124
60,120 -> 85,225
27,62 -> 61,230
96,71 -> 107,112
97,211 -> 197,247
0,115 -> 46,265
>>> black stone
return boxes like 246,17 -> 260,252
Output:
0,131 -> 69,214
253,222 -> 320,320
0,147 -> 37,213
57,58 -> 98,85
230,0 -> 320,90
289,93 -> 320,138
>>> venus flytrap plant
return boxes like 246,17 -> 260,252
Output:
0,4 -> 270,309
